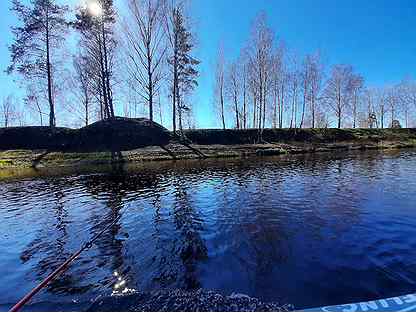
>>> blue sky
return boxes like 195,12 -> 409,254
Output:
1,0 -> 416,128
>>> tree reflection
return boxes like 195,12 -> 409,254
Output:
20,178 -> 94,295
151,171 -> 208,290
79,167 -> 161,292
19,167 -> 162,297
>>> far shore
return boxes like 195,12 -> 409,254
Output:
1,125 -> 415,171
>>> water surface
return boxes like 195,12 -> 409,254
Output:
1,149 -> 416,311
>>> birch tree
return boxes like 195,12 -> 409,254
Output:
373,88 -> 388,129
299,55 -> 312,128
287,54 -> 300,129
308,52 -> 324,128
226,61 -> 241,129
271,43 -> 286,128
386,85 -> 400,128
239,54 -> 249,129
247,12 -> 274,131
214,45 -> 226,129
350,74 -> 364,128
1,96 -> 16,128
323,64 -> 357,129
398,79 -> 416,128
68,54 -> 92,126
124,0 -> 167,122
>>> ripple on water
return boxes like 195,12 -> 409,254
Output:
0,150 -> 416,310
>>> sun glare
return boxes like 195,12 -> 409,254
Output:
87,0 -> 103,17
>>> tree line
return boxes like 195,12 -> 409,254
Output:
214,13 -> 416,130
2,2 -> 416,131
4,0 -> 199,133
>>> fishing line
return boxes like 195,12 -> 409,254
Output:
8,201 -> 133,312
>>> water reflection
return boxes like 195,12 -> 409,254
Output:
1,150 -> 416,309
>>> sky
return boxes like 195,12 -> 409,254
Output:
1,0 -> 416,128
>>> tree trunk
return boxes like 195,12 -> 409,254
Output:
45,10 -> 55,128
273,96 -> 277,129
242,69 -> 247,129
147,40 -> 153,121
172,45 -> 178,134
262,90 -> 266,130
280,85 -> 284,128
311,89 -> 315,128
381,108 -> 384,129
220,83 -> 225,130
85,93 -> 89,127
234,94 -> 240,129
178,90 -> 183,132
102,21 -> 114,118
300,82 -> 307,129
98,36 -> 109,119
172,78 -> 177,134
338,111 -> 342,129
253,94 -> 257,129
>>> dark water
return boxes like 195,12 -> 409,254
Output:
1,150 -> 416,311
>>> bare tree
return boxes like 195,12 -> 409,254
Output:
386,85 -> 400,128
308,52 -> 324,128
350,74 -> 364,128
226,61 -> 241,129
299,55 -> 312,129
247,12 -> 274,132
1,95 -> 16,128
214,45 -> 226,129
66,54 -> 93,126
239,54 -> 249,129
315,109 -> 330,128
124,0 -> 167,122
74,0 -> 117,120
323,64 -> 358,128
248,67 -> 259,129
397,78 -> 416,128
287,53 -> 300,129
271,43 -> 286,128
24,83 -> 48,126
372,88 -> 388,129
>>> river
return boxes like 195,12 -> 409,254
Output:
1,149 -> 416,311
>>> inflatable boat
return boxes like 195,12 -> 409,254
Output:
300,293 -> 416,312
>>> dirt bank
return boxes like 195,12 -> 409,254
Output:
1,125 -> 415,169
0,117 -> 171,152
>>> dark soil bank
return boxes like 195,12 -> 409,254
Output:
0,117 -> 171,152
2,118 -> 416,152
182,127 -> 416,145
1,118 -> 416,170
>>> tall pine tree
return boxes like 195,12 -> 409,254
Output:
8,0 -> 68,127
166,7 -> 199,133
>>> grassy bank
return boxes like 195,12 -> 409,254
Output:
1,127 -> 416,170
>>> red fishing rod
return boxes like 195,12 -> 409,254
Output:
9,215 -> 122,312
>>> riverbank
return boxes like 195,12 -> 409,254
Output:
1,127 -> 416,170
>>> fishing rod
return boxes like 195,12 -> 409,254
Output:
8,214 -> 123,312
